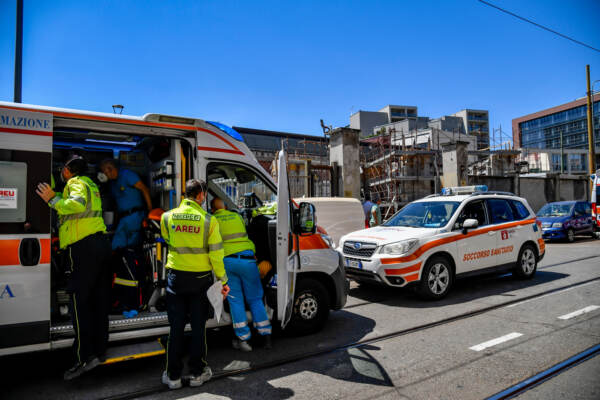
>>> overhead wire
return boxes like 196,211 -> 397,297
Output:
478,0 -> 600,53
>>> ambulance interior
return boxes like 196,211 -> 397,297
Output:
49,125 -> 280,335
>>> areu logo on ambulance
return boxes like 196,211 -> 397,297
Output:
339,186 -> 544,299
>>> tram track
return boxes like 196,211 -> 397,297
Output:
100,275 -> 600,400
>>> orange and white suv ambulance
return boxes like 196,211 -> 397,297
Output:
339,186 -> 545,299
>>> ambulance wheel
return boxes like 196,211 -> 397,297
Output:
288,278 -> 330,336
418,256 -> 453,300
513,244 -> 537,280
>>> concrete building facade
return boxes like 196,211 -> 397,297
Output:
452,109 -> 490,150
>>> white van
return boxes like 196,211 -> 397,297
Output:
592,169 -> 600,233
0,102 -> 347,359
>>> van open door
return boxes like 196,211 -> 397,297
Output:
0,107 -> 53,354
276,150 -> 298,329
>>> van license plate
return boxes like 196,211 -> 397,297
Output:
346,258 -> 362,269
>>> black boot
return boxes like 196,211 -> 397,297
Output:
263,334 -> 272,349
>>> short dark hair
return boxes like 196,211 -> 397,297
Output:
65,155 -> 87,176
364,193 -> 371,201
185,179 -> 207,199
99,159 -> 118,169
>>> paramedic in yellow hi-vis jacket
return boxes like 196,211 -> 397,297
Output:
36,155 -> 111,381
160,179 -> 230,390
211,197 -> 272,352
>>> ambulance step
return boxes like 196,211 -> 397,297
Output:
101,339 -> 165,365
51,311 -> 169,337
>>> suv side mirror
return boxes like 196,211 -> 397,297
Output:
462,218 -> 478,234
295,202 -> 317,235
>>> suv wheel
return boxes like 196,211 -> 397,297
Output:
514,244 -> 537,279
287,278 -> 330,336
418,256 -> 453,300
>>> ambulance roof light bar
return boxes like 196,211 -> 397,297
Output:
441,185 -> 488,196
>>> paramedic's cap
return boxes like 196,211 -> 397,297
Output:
185,179 -> 208,198
64,155 -> 87,176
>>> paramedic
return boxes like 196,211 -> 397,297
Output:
36,155 -> 111,380
99,159 -> 152,250
211,197 -> 272,352
160,179 -> 230,389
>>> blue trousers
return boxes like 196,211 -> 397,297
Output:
112,211 -> 144,250
224,250 -> 272,340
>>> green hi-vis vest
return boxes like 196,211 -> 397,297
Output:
160,199 -> 227,283
213,209 -> 256,257
48,175 -> 106,249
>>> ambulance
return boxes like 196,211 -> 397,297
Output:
339,186 -> 545,299
592,170 -> 600,233
0,102 -> 347,358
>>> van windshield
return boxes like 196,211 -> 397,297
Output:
384,201 -> 460,228
537,203 -> 573,217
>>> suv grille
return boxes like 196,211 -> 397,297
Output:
343,241 -> 377,258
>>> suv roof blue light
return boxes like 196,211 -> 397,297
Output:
206,121 -> 244,142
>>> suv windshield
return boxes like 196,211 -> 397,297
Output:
384,201 -> 460,228
537,203 -> 574,217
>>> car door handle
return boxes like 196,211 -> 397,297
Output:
488,231 -> 496,235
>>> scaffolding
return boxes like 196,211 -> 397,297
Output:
361,127 -> 439,218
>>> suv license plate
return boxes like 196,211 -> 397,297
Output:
346,258 -> 362,269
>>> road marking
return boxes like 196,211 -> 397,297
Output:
506,281 -> 600,308
469,332 -> 523,352
557,305 -> 600,320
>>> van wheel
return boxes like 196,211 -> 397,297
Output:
513,244 -> 537,279
566,228 -> 575,243
288,278 -> 330,335
418,256 -> 453,300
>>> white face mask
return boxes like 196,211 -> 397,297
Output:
97,172 -> 108,183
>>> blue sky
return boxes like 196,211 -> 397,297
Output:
1,0 -> 599,144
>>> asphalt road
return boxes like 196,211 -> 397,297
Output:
2,238 -> 599,400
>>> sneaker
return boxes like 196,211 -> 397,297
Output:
232,338 -> 253,352
83,357 -> 101,372
161,371 -> 182,390
63,363 -> 86,381
263,334 -> 272,349
189,366 -> 213,387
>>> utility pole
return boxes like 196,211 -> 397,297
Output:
586,65 -> 596,187
14,0 -> 23,103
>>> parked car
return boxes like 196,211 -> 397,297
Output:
537,201 -> 596,242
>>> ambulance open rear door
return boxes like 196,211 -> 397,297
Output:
275,150 -> 298,329
0,107 -> 53,355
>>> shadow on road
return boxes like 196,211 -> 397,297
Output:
348,270 -> 570,309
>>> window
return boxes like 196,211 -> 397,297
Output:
487,199 -> 515,224
206,162 -> 276,211
510,200 -> 530,220
384,201 -> 460,228
574,202 -> 587,216
455,200 -> 487,229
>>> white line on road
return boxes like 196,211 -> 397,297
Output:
506,281 -> 600,308
469,332 -> 523,352
557,305 -> 600,320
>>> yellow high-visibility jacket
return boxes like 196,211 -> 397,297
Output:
160,199 -> 227,284
48,175 -> 106,249
213,209 -> 255,257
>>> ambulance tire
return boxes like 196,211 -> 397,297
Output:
513,243 -> 537,280
288,278 -> 330,336
417,256 -> 453,300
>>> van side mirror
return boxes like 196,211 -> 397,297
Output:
462,218 -> 478,234
296,202 -> 317,235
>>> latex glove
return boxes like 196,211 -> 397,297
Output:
221,284 -> 230,299
36,182 -> 56,203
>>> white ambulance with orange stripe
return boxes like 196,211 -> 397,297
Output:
0,101 -> 347,357
592,170 -> 600,233
340,186 -> 544,299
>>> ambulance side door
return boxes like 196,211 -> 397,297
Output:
454,199 -> 497,273
276,150 -> 298,328
0,107 -> 53,354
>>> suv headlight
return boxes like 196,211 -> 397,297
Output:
380,239 -> 418,255
552,222 -> 563,228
